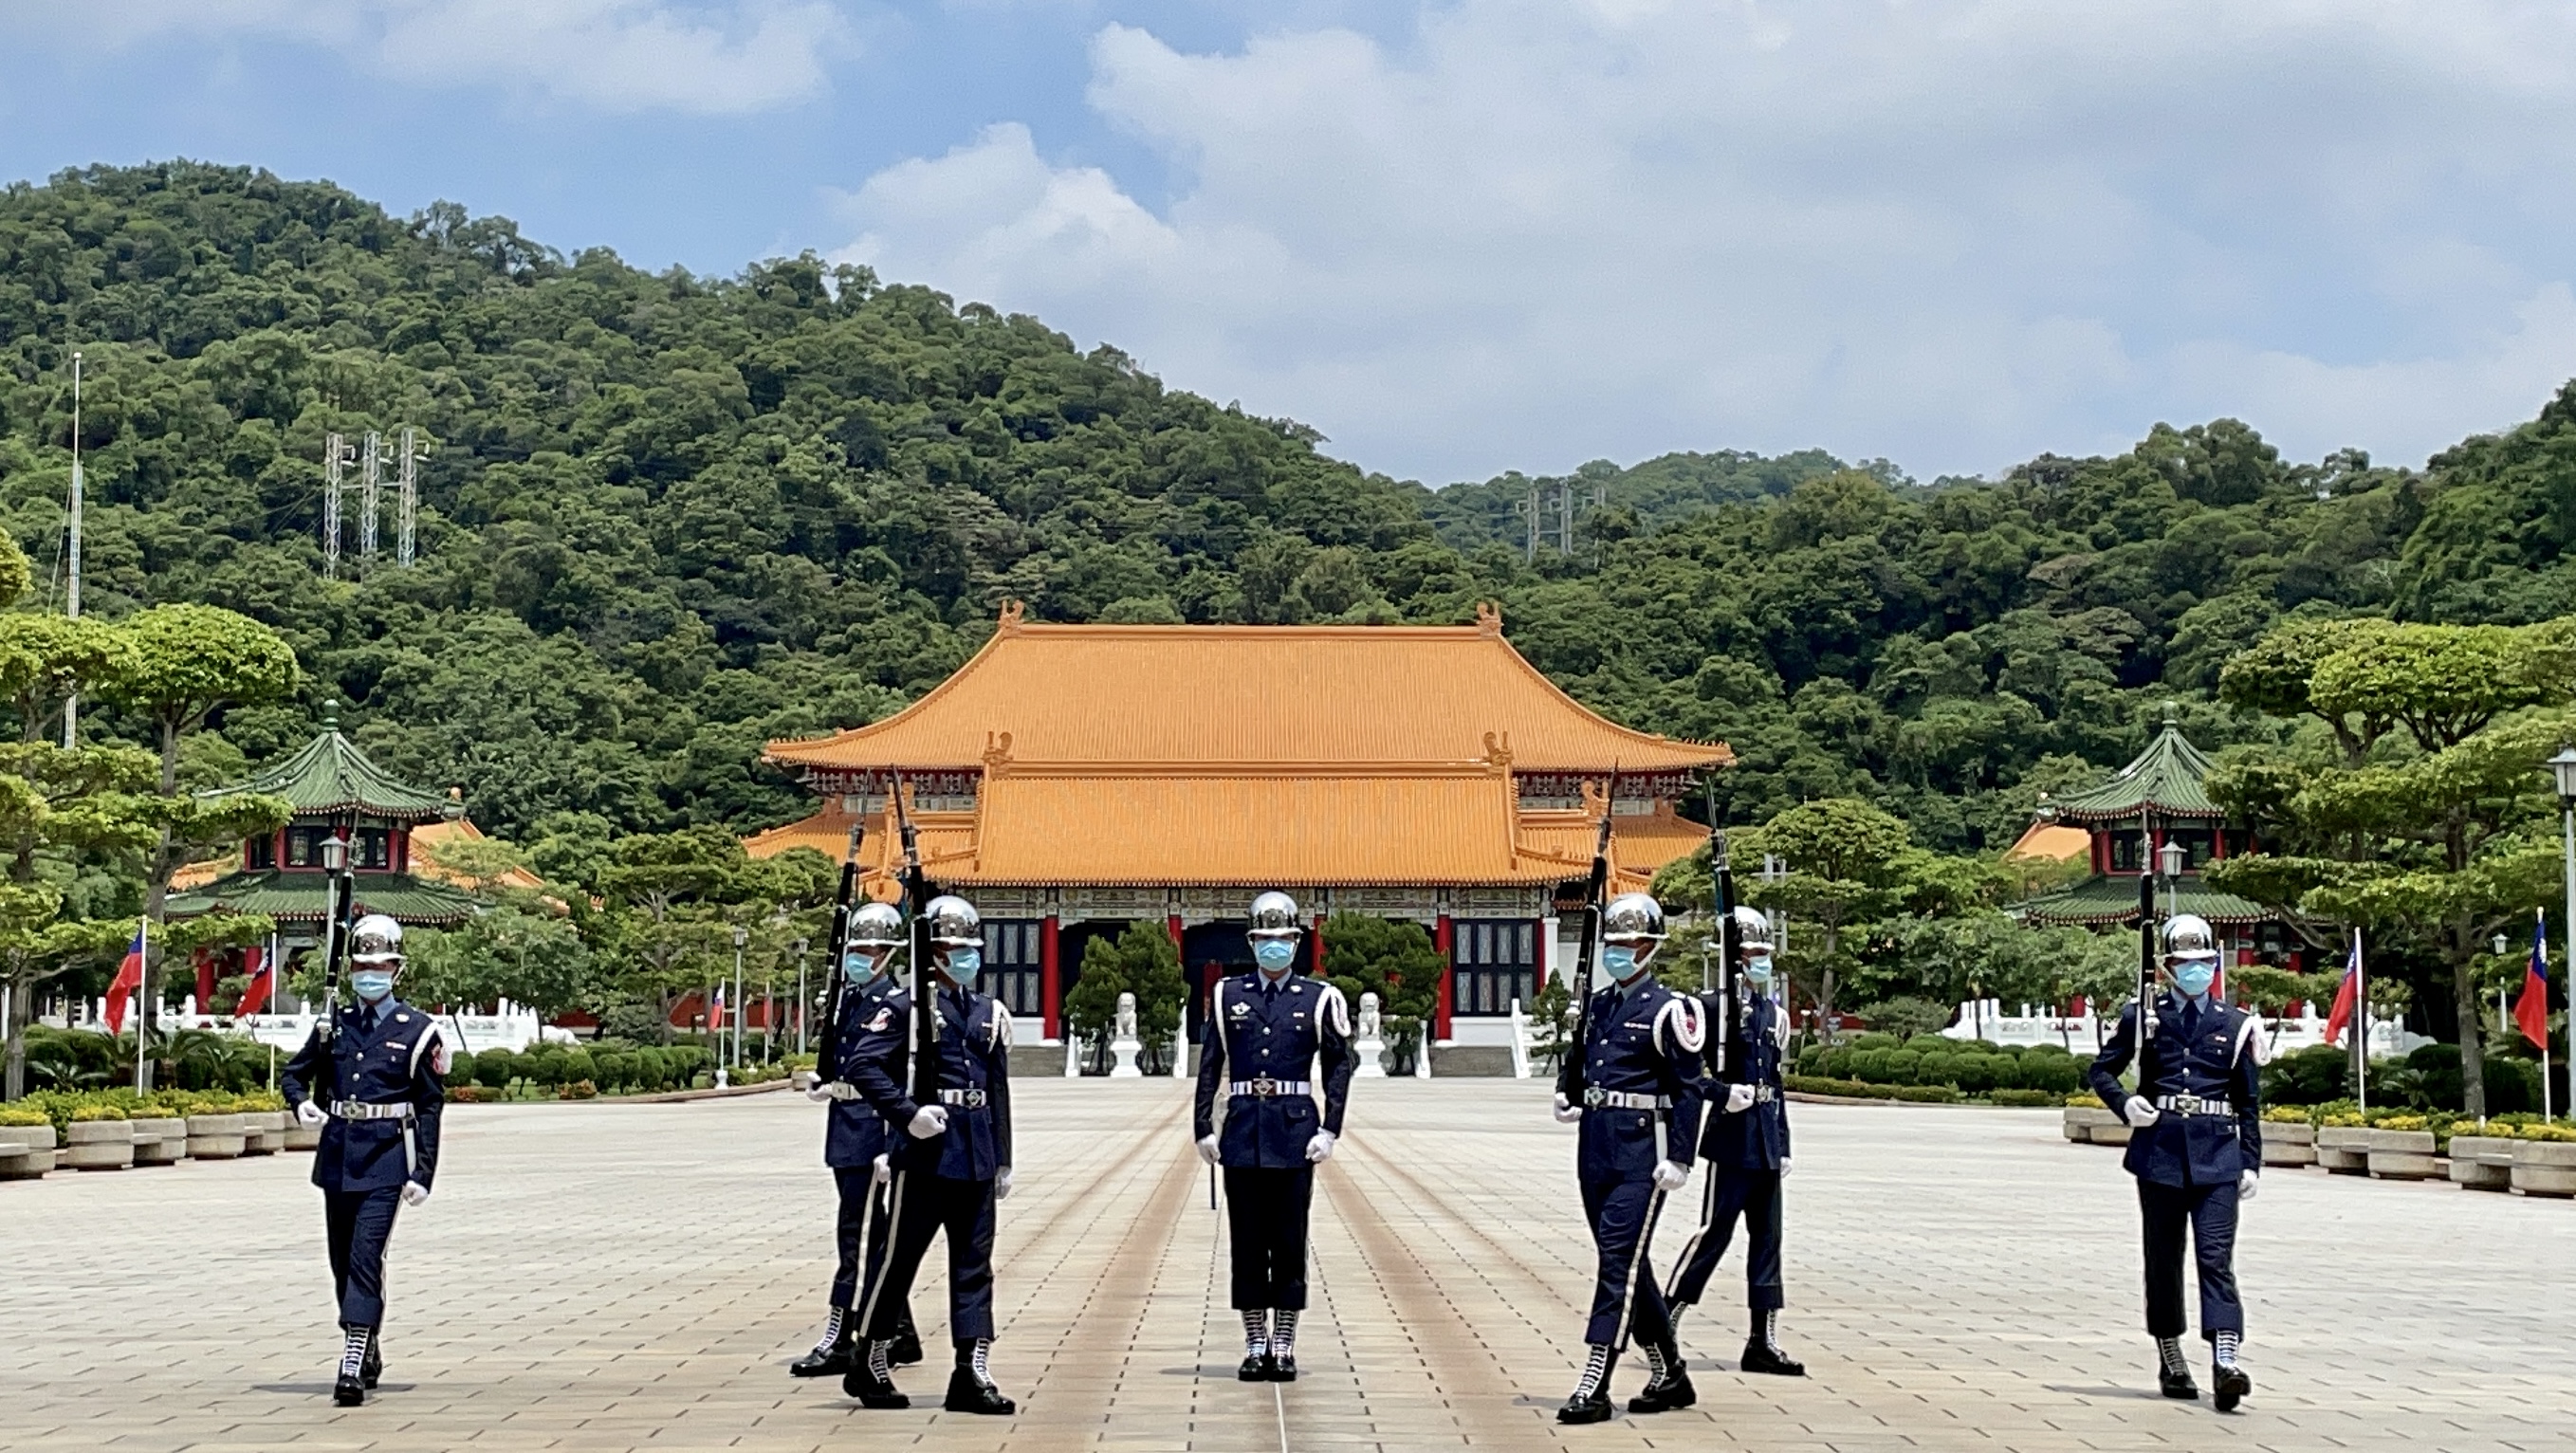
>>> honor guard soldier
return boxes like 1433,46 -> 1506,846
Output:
1193,892 -> 1356,1382
844,893 -> 1018,1415
2088,913 -> 2266,1411
791,901 -> 921,1378
1665,906 -> 1804,1381
1552,892 -> 1705,1425
280,914 -> 445,1407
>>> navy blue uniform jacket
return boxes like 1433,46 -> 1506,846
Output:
282,998 -> 446,1193
1573,978 -> 1706,1183
821,977 -> 904,1169
1698,991 -> 1791,1170
1193,972 -> 1357,1168
850,984 -> 1014,1181
2088,991 -> 2265,1187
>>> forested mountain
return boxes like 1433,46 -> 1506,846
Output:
5,160 -> 2573,858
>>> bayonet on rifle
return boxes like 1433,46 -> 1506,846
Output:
891,774 -> 938,1106
814,825 -> 865,1079
1554,775 -> 1618,1103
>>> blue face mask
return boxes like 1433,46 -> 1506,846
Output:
842,950 -> 882,985
352,970 -> 395,1003
1603,944 -> 1648,983
1743,955 -> 1775,988
2171,960 -> 2217,998
1252,938 -> 1297,973
941,947 -> 981,985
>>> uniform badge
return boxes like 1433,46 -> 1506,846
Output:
1229,1001 -> 1252,1019
430,1039 -> 453,1075
864,1008 -> 893,1032
395,1012 -> 411,1024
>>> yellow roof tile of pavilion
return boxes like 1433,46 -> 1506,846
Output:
762,604 -> 1728,775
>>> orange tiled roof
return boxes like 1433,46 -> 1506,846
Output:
411,818 -> 549,892
2005,821 -> 2092,865
763,604 -> 1728,775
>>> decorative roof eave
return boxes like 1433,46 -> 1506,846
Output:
2013,875 -> 2270,928
200,704 -> 453,824
164,870 -> 483,928
2040,716 -> 2223,824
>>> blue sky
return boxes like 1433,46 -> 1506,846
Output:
7,2 -> 2576,487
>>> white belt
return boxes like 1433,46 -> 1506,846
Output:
1230,1078 -> 1311,1097
331,1100 -> 415,1122
2155,1094 -> 2233,1116
938,1088 -> 989,1109
1584,1089 -> 1669,1111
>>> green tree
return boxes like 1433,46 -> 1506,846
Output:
593,826 -> 770,1043
1739,798 -> 1916,1038
1320,912 -> 1443,1070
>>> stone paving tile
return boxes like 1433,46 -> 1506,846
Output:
3,1079 -> 2571,1451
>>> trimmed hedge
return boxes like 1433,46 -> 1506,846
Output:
1784,1075 -> 1962,1104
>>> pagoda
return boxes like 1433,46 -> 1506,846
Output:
748,602 -> 1730,1048
167,703 -> 481,1006
2012,708 -> 2296,968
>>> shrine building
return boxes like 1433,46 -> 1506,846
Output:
748,602 -> 1729,1050
2012,709 -> 2301,972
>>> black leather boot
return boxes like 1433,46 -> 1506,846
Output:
1556,1345 -> 1615,1424
1239,1350 -> 1273,1381
332,1326 -> 368,1407
891,1328 -> 925,1367
361,1332 -> 383,1389
2213,1362 -> 2251,1412
1269,1352 -> 1298,1382
2160,1366 -> 2200,1400
842,1342 -> 909,1407
1628,1343 -> 1694,1412
1740,1338 -> 1806,1376
790,1331 -> 854,1378
945,1366 -> 1017,1414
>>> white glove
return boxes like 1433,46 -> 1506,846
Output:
806,1084 -> 835,1103
1780,1156 -> 1793,1179
400,1181 -> 430,1207
1196,1133 -> 1221,1166
995,1167 -> 1014,1201
295,1100 -> 326,1127
2123,1095 -> 2161,1127
2238,1169 -> 2258,1200
1724,1083 -> 1756,1114
1651,1159 -> 1689,1192
1552,1093 -> 1583,1125
1306,1131 -> 1337,1164
907,1105 -> 949,1139
872,1152 -> 890,1186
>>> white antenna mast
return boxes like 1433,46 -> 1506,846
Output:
62,352 -> 82,749
397,427 -> 422,567
322,432 -> 351,578
359,430 -> 382,573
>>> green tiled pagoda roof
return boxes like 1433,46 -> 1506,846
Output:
2042,719 -> 2219,823
2015,873 -> 2267,928
166,871 -> 481,927
206,706 -> 450,822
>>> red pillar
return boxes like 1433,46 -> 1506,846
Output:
1433,914 -> 1455,1041
193,948 -> 217,1010
1311,913 -> 1328,977
1040,915 -> 1062,1039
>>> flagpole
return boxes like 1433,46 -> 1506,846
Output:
2353,928 -> 2366,1116
131,918 -> 148,1094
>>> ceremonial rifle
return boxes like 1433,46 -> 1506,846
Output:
891,775 -> 939,1107
1553,783 -> 1618,1104
2136,814 -> 2160,1049
1707,774 -> 1739,1076
315,828 -> 358,1044
814,824 -> 866,1081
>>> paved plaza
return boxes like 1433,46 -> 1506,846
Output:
4,1079 -> 2571,1452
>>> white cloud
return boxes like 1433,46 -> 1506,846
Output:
46,0 -> 844,116
833,1 -> 2576,482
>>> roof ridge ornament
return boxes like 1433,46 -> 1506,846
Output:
1481,730 -> 1514,770
983,731 -> 1014,769
997,599 -> 1026,635
322,699 -> 340,734
1475,600 -> 1502,636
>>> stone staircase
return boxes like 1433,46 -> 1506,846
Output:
1428,1044 -> 1517,1077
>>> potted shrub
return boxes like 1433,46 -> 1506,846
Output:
185,1108 -> 249,1160
132,1114 -> 190,1165
2446,1129 -> 2515,1191
0,1105 -> 55,1178
64,1104 -> 136,1171
2364,1117 -> 2438,1180
2512,1131 -> 2576,1197
2314,1118 -> 2371,1174
2260,1111 -> 2316,1168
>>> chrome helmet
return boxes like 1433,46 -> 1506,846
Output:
847,901 -> 905,948
1729,905 -> 1775,956
1603,892 -> 1667,942
2162,913 -> 2219,966
1248,891 -> 1303,939
350,913 -> 404,966
923,894 -> 982,948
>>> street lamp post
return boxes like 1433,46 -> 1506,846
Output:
730,925 -> 748,1071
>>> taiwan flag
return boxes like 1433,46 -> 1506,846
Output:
102,920 -> 148,1036
709,984 -> 727,1031
2323,930 -> 2363,1049
2515,911 -> 2552,1050
234,947 -> 273,1019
